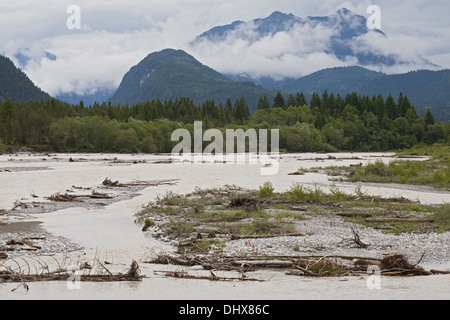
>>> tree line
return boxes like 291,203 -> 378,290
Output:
0,91 -> 448,154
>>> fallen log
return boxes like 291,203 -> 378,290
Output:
336,212 -> 372,218
365,218 -> 434,223
153,270 -> 264,282
430,269 -> 450,275
0,260 -> 144,283
230,233 -> 304,240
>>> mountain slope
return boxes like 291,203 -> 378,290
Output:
280,66 -> 384,95
280,66 -> 450,122
111,49 -> 276,110
361,69 -> 450,121
0,55 -> 52,103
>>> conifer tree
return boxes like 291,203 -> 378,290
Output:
273,91 -> 286,109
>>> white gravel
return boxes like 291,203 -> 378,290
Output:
222,216 -> 450,265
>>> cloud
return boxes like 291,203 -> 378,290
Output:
24,29 -> 171,96
189,21 -> 351,80
1,0 -> 449,96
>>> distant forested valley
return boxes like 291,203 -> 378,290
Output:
0,90 -> 449,154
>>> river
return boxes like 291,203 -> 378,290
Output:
0,152 -> 449,300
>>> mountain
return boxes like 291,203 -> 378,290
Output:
0,55 -> 52,103
279,66 -> 384,95
111,49 -> 276,110
360,69 -> 450,121
14,50 -> 57,69
279,66 -> 450,122
192,9 -> 440,84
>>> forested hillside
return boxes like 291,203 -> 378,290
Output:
0,55 -> 52,103
279,67 -> 450,122
111,49 -> 276,109
0,90 -> 448,154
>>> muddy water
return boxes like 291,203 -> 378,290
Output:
1,153 -> 449,300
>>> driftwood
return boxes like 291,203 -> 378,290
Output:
103,178 -> 179,188
336,212 -> 372,218
228,196 -> 268,211
153,270 -> 264,282
378,254 -> 431,276
147,252 -> 446,279
430,269 -> 450,275
340,228 -> 370,249
365,218 -> 435,223
0,259 -> 144,283
230,233 -> 305,240
46,193 -> 77,202
46,191 -> 113,202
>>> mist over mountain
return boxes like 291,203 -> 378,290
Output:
14,50 -> 57,69
56,88 -> 116,106
191,9 -> 440,85
1,8 -> 447,122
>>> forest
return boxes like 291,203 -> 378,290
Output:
0,91 -> 448,154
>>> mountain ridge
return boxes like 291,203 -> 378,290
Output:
278,66 -> 450,121
0,55 -> 52,103
110,48 -> 277,110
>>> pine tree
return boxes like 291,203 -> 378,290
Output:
225,98 -> 233,123
257,95 -> 271,110
424,108 -> 435,126
385,94 -> 397,119
310,92 -> 321,109
375,94 -> 385,121
287,94 -> 296,108
273,92 -> 285,109
296,92 -> 307,107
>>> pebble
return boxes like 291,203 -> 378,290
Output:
222,216 -> 450,265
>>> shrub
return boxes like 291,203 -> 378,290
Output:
288,183 -> 307,201
0,140 -> 6,154
258,181 -> 275,198
363,160 -> 393,177
433,204 -> 450,227
288,183 -> 325,202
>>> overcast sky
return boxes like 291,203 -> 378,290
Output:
1,0 -> 449,96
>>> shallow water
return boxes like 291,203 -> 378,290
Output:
0,152 -> 449,300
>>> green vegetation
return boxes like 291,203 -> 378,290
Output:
433,204 -> 450,228
281,67 -> 450,122
287,183 -> 326,202
258,181 -> 275,198
316,143 -> 450,190
359,70 -> 450,123
137,182 -> 449,253
281,66 -> 384,97
0,139 -> 6,154
0,89 -> 448,153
